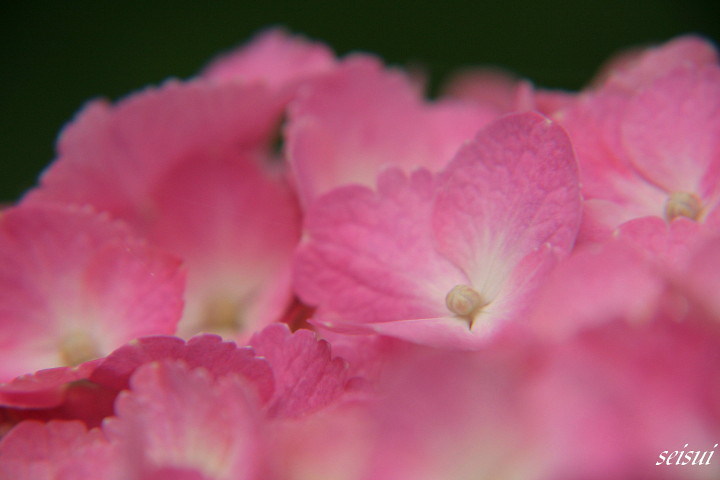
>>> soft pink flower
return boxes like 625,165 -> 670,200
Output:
2,323 -> 360,478
554,36 -> 720,242
285,55 -> 495,206
294,112 -> 581,348
0,204 -> 184,407
24,79 -> 302,341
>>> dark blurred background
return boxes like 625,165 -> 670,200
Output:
2,0 -> 718,202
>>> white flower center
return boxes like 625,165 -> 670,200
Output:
665,192 -> 702,222
445,284 -> 490,327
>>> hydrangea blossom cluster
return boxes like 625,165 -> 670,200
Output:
1,29 -> 720,479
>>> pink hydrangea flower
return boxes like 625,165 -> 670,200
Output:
294,112 -> 582,348
90,325 -> 356,420
554,35 -> 720,242
1,324 -> 360,478
0,204 -> 184,407
4,27 -> 720,480
24,78 -> 302,341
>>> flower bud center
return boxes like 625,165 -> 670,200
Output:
59,331 -> 100,367
665,192 -> 702,222
201,295 -> 243,336
445,284 -> 489,327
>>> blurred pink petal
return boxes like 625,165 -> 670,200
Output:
0,362 -> 100,409
0,379 -> 117,432
25,79 -> 302,340
0,204 -> 184,405
529,241 -> 665,340
615,215 -> 705,268
595,35 -> 718,92
680,235 -> 720,318
441,67 -> 527,112
266,400 -> 373,480
201,27 -> 336,88
0,420 -> 118,480
105,361 -> 264,480
441,67 -> 575,116
622,65 -> 720,205
555,36 -> 720,242
357,309 -> 720,479
286,56 -> 494,205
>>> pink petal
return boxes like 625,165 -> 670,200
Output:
599,35 -> 718,93
294,168 -> 465,329
105,361 -> 263,480
250,323 -> 353,418
201,28 -> 335,88
0,361 -> 99,409
25,78 -> 302,340
26,80 -> 284,218
359,312 -> 720,479
440,67 -> 524,113
434,112 -> 581,268
90,334 -> 274,404
554,92 -> 668,240
363,344 -> 537,480
529,242 -> 665,340
615,215 -> 705,268
432,113 -> 581,324
682,235 -> 720,317
622,65 -> 720,197
266,400 -> 373,480
442,68 -> 572,116
144,137 -> 301,339
286,56 -> 491,205
0,420 -> 117,480
0,204 -> 184,382
0,379 -> 117,430
296,113 -> 582,347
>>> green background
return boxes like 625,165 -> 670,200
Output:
2,1 -> 718,202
